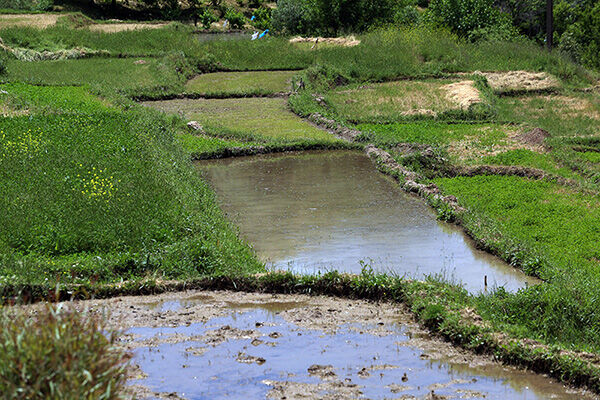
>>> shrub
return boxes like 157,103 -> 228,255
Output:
427,0 -> 508,39
0,0 -> 53,11
271,0 -> 317,35
394,5 -> 421,25
0,304 -> 129,399
200,8 -> 219,30
252,6 -> 272,31
225,8 -> 246,29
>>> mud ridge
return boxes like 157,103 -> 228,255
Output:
307,112 -> 361,141
190,142 -> 359,161
447,164 -> 577,186
364,145 -> 465,213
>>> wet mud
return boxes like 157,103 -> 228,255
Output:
197,150 -> 538,292
69,290 -> 597,400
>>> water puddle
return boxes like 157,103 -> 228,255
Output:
196,150 -> 538,292
124,296 -> 592,400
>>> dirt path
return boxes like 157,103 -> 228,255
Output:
40,290 -> 597,400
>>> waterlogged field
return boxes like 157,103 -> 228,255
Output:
185,70 -> 297,97
143,97 -> 339,143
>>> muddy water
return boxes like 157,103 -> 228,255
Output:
197,150 -> 538,292
106,290 -> 596,400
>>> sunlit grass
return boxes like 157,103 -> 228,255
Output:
185,70 -> 297,97
144,97 -> 339,143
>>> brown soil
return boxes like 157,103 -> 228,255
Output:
289,36 -> 361,47
87,22 -> 168,32
442,80 -> 482,109
479,71 -> 560,93
0,13 -> 59,29
517,127 -> 551,147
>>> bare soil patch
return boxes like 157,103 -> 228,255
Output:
442,80 -> 482,110
0,13 -> 58,29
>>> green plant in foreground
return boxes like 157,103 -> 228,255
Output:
0,303 -> 128,400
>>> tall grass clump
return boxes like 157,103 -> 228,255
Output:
0,304 -> 128,399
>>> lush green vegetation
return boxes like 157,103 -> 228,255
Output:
0,303 -> 128,399
3,56 -> 189,98
0,87 -> 262,285
433,175 -> 600,350
185,70 -> 296,97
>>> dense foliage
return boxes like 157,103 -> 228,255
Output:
0,304 -> 128,400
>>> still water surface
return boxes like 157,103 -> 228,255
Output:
197,151 -> 538,292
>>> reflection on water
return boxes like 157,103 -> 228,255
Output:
197,150 -> 539,292
129,307 -> 589,400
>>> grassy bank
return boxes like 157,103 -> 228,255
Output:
0,85 -> 263,286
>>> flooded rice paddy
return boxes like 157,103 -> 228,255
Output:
197,150 -> 538,292
81,290 -> 596,400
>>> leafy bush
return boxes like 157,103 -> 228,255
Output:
427,0 -> 509,39
225,8 -> 246,29
0,304 -> 128,399
0,0 -> 52,11
271,0 -> 317,35
200,8 -> 219,29
252,6 -> 272,31
394,5 -> 421,25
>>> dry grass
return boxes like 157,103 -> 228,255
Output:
0,13 -> 58,29
86,22 -> 169,33
480,71 -> 560,93
442,80 -> 482,109
328,80 -> 479,122
289,36 -> 361,48
512,94 -> 600,121
448,125 -> 542,160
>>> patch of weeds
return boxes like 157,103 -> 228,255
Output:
0,303 -> 128,399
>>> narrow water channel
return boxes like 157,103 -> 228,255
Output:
197,150 -> 538,292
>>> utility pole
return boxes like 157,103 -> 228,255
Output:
546,0 -> 553,50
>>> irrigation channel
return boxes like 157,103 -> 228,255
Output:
196,150 -> 537,293
81,290 -> 595,400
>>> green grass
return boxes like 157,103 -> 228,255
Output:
579,151 -> 600,163
496,91 -> 600,182
433,175 -> 600,350
144,97 -> 339,143
475,149 -> 579,179
185,70 -> 297,97
357,122 -> 509,147
0,109 -> 262,285
3,56 -> 189,98
177,133 -> 259,156
0,82 -> 112,114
